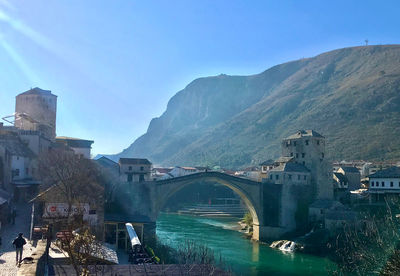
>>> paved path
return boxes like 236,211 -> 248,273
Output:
0,203 -> 34,276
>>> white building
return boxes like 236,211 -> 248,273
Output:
369,166 -> 400,200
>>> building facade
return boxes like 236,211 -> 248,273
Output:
281,130 -> 333,199
119,158 -> 152,183
15,88 -> 57,140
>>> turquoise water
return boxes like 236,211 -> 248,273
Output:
156,213 -> 336,276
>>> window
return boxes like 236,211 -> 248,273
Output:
298,175 -> 300,180
128,166 -> 132,171
270,175 -> 273,180
140,166 -> 144,171
293,141 -> 297,146
391,182 -> 394,187
127,174 -> 133,182
288,174 -> 292,180
139,174 -> 145,182
15,169 -> 19,176
371,181 -> 374,187
296,153 -> 299,158
302,161 -> 305,165
304,175 -> 307,180
302,153 -> 305,158
321,153 -> 324,158
290,152 -> 293,157
275,175 -> 279,180
305,140 -> 309,145
317,140 -> 320,145
382,181 -> 385,187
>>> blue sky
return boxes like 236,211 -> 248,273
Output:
0,0 -> 398,155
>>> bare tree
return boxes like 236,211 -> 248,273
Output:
38,148 -> 106,275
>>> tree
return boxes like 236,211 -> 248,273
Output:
331,198 -> 400,275
37,147 -> 106,275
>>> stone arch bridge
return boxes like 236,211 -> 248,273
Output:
114,172 -> 309,241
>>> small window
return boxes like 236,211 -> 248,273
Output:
275,175 -> 279,180
290,152 -> 293,157
382,181 -> 385,187
128,166 -> 132,171
293,141 -> 297,146
270,174 -> 273,180
298,175 -> 300,180
304,175 -> 307,180
302,153 -> 305,158
391,182 -> 394,187
140,166 -> 144,171
305,140 -> 309,145
15,169 -> 20,176
317,140 -> 320,145
302,161 -> 305,165
288,174 -> 292,180
371,181 -> 374,186
296,153 -> 299,158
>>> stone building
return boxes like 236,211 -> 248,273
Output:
337,166 -> 361,190
281,130 -> 333,199
118,158 -> 152,183
15,88 -> 57,140
56,136 -> 94,159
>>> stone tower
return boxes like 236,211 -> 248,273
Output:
281,130 -> 333,199
15,87 -> 57,140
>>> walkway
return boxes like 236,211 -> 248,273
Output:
0,203 -> 34,276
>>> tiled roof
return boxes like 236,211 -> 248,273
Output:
270,162 -> 310,173
119,158 -> 152,165
260,159 -> 274,166
18,87 -> 55,96
284,130 -> 324,140
275,156 -> 294,163
56,137 -> 94,148
340,166 -> 360,173
369,166 -> 400,178
334,172 -> 348,183
96,156 -> 119,172
0,133 -> 35,158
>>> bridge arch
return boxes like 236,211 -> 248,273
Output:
152,172 -> 264,240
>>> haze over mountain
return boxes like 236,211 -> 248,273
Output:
111,45 -> 400,168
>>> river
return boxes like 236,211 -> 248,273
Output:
156,213 -> 336,276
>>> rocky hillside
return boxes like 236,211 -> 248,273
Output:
115,45 -> 400,168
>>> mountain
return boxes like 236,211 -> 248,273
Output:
114,45 -> 400,168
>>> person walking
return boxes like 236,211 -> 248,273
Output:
12,233 -> 26,265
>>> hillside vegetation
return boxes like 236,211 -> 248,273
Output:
115,45 -> 400,168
